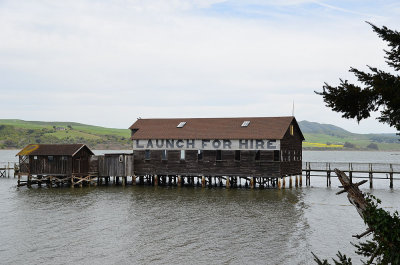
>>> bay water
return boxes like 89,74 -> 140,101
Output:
0,150 -> 399,265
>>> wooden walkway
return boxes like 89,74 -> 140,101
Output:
302,162 -> 400,188
3,161 -> 400,189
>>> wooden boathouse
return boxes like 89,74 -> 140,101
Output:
16,144 -> 135,187
16,144 -> 95,187
129,116 -> 304,188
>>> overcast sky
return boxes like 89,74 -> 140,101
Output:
1,0 -> 399,133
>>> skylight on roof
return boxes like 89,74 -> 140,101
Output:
177,122 -> 187,128
241,121 -> 250,127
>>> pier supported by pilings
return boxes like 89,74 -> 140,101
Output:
16,173 -> 302,189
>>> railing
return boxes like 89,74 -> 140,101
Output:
0,162 -> 18,178
302,162 -> 400,188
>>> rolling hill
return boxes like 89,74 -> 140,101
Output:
0,119 -> 399,150
0,119 -> 131,150
299,120 -> 400,150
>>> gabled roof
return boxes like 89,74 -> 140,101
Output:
16,144 -> 94,156
129,117 -> 304,140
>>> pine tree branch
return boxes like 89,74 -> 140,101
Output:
352,228 -> 372,239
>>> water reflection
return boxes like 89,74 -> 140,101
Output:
1,183 -> 311,264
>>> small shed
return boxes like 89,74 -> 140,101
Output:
97,153 -> 134,177
16,144 -> 94,176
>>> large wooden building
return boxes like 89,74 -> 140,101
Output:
129,117 -> 304,184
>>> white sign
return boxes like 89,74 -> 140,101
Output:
133,139 -> 280,150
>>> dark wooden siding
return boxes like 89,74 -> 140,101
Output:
280,122 -> 303,176
29,156 -> 72,175
72,148 -> 91,174
26,147 -> 93,176
133,149 -> 281,177
98,154 -> 134,176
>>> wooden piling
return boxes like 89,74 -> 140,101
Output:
226,177 -> 230,189
132,176 -> 136,185
277,178 -> 281,189
289,176 -> 292,189
369,164 -> 373,189
282,177 -> 285,189
177,175 -> 182,187
390,164 -> 393,189
201,176 -> 205,188
250,177 -> 255,189
295,175 -> 298,187
154,175 -> 158,186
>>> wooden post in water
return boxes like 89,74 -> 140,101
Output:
132,176 -> 136,185
201,176 -> 205,188
177,175 -> 182,187
154,175 -> 158,186
295,175 -> 298,188
250,177 -> 255,189
390,164 -> 393,189
349,163 -> 353,184
299,174 -> 302,187
369,164 -> 373,189
289,176 -> 292,188
277,178 -> 281,189
122,176 -> 126,186
282,177 -> 286,189
226,177 -> 230,189
326,163 -> 331,187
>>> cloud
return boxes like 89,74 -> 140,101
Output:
0,0 -> 399,133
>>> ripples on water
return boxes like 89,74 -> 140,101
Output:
1,151 -> 400,264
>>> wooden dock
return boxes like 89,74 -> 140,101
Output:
0,162 -> 17,178
302,162 -> 400,188
3,161 -> 400,189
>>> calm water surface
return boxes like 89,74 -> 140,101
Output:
1,150 -> 400,265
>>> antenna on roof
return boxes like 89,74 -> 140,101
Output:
292,100 -> 295,117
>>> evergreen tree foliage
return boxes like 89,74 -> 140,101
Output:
313,194 -> 400,264
314,22 -> 400,265
316,22 -> 400,131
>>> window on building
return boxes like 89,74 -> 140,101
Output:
61,156 -> 68,161
177,122 -> 186,128
180,150 -> 185,160
48,156 -> 54,161
198,150 -> 203,160
34,156 -> 38,160
273,150 -> 280,161
241,121 -> 250,127
234,150 -> 241,161
290,125 -> 294,136
162,150 -> 168,160
145,150 -> 151,160
255,150 -> 260,161
216,150 -> 222,161
131,129 -> 138,137
119,155 -> 123,163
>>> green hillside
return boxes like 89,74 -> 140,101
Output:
0,119 -> 131,150
299,121 -> 400,151
1,119 -> 399,151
